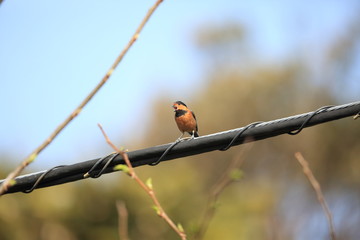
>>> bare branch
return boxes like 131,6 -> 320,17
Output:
98,124 -> 187,240
0,0 -> 164,195
354,112 -> 360,119
294,152 -> 336,240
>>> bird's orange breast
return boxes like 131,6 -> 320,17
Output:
175,112 -> 197,133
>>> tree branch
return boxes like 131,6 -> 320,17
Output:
294,152 -> 336,240
98,124 -> 187,240
0,0 -> 164,195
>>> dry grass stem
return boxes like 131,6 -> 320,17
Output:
0,0 -> 164,195
116,201 -> 129,240
98,124 -> 187,240
294,152 -> 336,240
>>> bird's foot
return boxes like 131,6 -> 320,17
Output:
176,136 -> 195,142
175,138 -> 185,143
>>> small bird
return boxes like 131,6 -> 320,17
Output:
173,101 -> 199,140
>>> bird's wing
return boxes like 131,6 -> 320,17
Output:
191,111 -> 198,132
191,111 -> 196,120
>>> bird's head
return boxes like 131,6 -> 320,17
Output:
172,101 -> 187,111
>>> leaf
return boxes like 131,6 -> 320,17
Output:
113,164 -> 130,174
177,223 -> 184,233
229,169 -> 244,180
146,178 -> 153,190
26,153 -> 37,164
210,201 -> 221,209
9,179 -> 17,186
152,205 -> 161,215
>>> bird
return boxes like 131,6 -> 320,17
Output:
172,101 -> 199,141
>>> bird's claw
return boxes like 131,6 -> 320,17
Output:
176,136 -> 197,142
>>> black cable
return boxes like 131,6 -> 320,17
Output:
219,122 -> 263,151
1,101 -> 359,195
149,140 -> 182,166
23,165 -> 66,193
288,105 -> 333,135
83,153 -> 119,178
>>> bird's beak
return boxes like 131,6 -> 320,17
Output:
172,105 -> 177,111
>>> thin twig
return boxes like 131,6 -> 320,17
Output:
116,201 -> 129,240
194,141 -> 252,240
98,124 -> 187,240
294,152 -> 336,240
354,112 -> 360,119
0,0 -> 164,195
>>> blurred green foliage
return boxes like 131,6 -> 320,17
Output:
1,15 -> 360,240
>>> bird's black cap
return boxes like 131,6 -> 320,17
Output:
175,101 -> 187,107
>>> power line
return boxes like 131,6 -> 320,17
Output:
1,101 -> 359,195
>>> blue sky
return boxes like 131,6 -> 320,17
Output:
0,0 -> 359,169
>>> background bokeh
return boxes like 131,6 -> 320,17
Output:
1,1 -> 360,239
